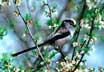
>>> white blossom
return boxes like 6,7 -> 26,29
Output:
80,62 -> 84,66
84,35 -> 89,41
73,42 -> 79,47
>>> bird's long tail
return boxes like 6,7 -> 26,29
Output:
12,42 -> 46,57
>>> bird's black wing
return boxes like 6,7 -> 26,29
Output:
45,31 -> 70,44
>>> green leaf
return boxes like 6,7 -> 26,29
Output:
79,37 -> 84,43
53,18 -> 58,24
9,19 -> 15,28
44,49 -> 49,60
19,65 -> 25,70
40,61 -> 45,65
91,31 -> 96,37
83,47 -> 90,53
33,33 -> 39,42
84,9 -> 94,19
52,3 -> 57,9
47,19 -> 53,26
34,20 -> 41,28
57,64 -> 63,69
25,14 -> 31,21
0,27 -> 7,39
87,21 -> 92,26
49,51 -> 57,59
65,56 -> 71,60
51,19 -> 62,32
1,53 -> 9,61
95,22 -> 100,29
23,28 -> 28,34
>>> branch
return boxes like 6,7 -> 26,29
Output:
54,47 -> 66,62
72,17 -> 95,72
26,0 -> 49,69
71,0 -> 87,60
16,6 -> 45,62
43,0 -> 53,24
13,1 -> 48,69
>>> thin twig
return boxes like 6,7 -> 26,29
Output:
17,6 -> 47,65
43,0 -> 53,24
26,0 -> 45,60
26,0 -> 47,65
12,0 -> 48,68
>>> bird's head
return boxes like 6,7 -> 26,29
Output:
61,18 -> 76,38
54,18 -> 76,35
59,18 -> 76,32
62,18 -> 76,27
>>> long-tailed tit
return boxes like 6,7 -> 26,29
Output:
12,18 -> 76,57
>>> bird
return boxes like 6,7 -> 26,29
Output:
12,18 -> 76,57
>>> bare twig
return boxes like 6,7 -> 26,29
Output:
43,0 -> 53,24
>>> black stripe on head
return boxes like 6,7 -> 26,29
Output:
63,19 -> 75,26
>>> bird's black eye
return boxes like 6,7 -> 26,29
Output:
69,20 -> 74,25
